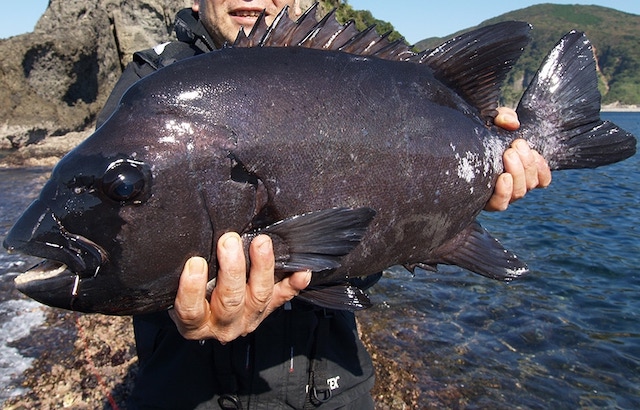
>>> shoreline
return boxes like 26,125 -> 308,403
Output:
601,104 -> 640,112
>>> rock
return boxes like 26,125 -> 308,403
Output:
2,309 -> 137,409
0,129 -> 92,168
0,1 -> 328,166
0,0 -> 191,164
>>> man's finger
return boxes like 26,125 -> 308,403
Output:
212,232 -> 247,319
513,139 -> 540,190
495,107 -> 520,131
484,173 -> 512,211
268,270 -> 312,314
536,154 -> 552,188
245,234 -> 275,314
170,256 -> 209,332
503,147 -> 527,200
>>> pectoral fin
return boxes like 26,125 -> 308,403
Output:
243,207 -> 376,274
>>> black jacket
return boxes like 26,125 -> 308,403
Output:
98,9 -> 376,409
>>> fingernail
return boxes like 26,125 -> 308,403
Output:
303,270 -> 312,287
223,234 -> 240,251
515,139 -> 530,153
256,235 -> 272,256
188,257 -> 207,275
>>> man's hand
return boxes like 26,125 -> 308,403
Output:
169,233 -> 311,343
485,107 -> 552,211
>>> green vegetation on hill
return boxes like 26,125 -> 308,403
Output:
317,0 -> 404,42
414,4 -> 640,106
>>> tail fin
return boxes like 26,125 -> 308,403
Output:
516,31 -> 636,170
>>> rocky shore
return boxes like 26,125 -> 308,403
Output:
2,310 -> 137,410
0,130 -> 90,169
1,304 -> 423,409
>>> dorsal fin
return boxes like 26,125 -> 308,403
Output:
414,22 -> 532,123
232,4 -> 531,122
232,3 -> 416,61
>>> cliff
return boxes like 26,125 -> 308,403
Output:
0,0 -> 191,163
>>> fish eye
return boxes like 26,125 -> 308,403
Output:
101,160 -> 147,202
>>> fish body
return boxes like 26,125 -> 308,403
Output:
4,6 -> 636,315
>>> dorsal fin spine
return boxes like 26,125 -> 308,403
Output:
231,2 -> 415,62
338,24 -> 378,53
259,6 -> 290,46
306,8 -> 337,43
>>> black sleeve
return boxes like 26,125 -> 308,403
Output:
95,59 -> 157,128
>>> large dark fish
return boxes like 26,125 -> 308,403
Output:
3,5 -> 636,315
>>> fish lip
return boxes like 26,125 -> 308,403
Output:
14,260 -> 79,310
5,218 -> 108,279
10,233 -> 108,279
15,260 -> 74,291
7,235 -> 108,311
3,199 -> 108,278
15,260 -> 171,316
61,231 -> 109,275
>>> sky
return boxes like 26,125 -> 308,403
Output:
1,1 -> 639,43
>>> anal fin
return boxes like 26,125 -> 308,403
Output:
430,221 -> 528,281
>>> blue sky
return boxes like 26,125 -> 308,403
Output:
347,0 -> 640,44
1,1 -> 639,43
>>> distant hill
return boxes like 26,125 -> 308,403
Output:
414,4 -> 640,106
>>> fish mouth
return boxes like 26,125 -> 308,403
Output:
14,259 -> 163,315
16,260 -> 72,284
4,198 -> 109,310
4,199 -> 109,277
14,260 -> 81,311
6,228 -> 108,279
11,237 -> 108,311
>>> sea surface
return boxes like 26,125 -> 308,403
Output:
0,112 -> 639,407
361,112 -> 640,408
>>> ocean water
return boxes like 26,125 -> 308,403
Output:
0,113 -> 638,407
361,112 -> 640,407
0,168 -> 52,403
